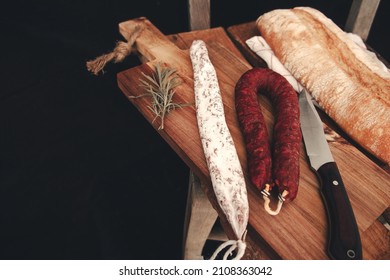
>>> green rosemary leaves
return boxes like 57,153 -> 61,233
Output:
133,63 -> 186,130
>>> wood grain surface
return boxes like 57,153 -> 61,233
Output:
117,18 -> 390,259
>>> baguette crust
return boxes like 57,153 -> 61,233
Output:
257,7 -> 390,165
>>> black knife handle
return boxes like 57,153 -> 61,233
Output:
317,162 -> 362,260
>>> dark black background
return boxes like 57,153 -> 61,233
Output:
1,0 -> 388,260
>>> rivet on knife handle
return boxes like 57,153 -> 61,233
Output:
317,162 -> 362,260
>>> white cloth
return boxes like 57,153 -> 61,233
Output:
246,36 -> 303,92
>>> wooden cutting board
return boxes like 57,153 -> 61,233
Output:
116,18 -> 390,259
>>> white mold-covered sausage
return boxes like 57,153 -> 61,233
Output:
190,40 -> 249,260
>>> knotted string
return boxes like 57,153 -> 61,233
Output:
86,24 -> 144,75
260,184 -> 284,215
262,194 -> 284,216
209,231 -> 247,260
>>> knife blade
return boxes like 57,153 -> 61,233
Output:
299,88 -> 362,260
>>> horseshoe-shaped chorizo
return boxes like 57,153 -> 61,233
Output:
235,68 -> 301,208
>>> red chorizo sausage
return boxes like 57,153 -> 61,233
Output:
235,68 -> 301,202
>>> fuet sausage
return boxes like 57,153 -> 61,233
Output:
235,68 -> 301,210
191,40 -> 249,259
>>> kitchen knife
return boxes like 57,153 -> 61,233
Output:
299,88 -> 362,260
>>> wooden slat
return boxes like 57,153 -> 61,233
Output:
182,171 -> 218,260
188,0 -> 210,30
345,0 -> 381,41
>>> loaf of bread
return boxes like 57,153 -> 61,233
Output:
256,7 -> 390,165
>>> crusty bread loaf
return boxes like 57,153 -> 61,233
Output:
257,7 -> 390,165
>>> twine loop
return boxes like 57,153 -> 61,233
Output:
86,24 -> 144,75
209,231 -> 247,260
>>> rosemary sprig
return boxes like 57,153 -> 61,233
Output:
131,63 -> 187,130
